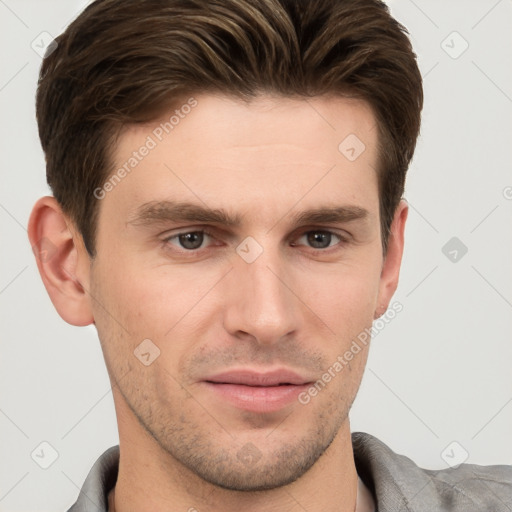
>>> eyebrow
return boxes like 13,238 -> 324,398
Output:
126,200 -> 369,229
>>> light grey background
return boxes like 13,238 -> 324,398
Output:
1,0 -> 511,511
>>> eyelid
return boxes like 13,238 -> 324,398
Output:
161,225 -> 219,240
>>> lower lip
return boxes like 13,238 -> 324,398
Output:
202,382 -> 310,413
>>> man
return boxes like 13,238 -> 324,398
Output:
28,0 -> 511,510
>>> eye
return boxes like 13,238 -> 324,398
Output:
165,230 -> 212,250
294,230 -> 343,249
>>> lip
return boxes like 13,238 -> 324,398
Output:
203,368 -> 311,386
201,368 -> 313,413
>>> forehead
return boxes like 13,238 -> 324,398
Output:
105,93 -> 380,222
116,93 -> 378,156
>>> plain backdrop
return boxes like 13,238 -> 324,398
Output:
1,0 -> 511,510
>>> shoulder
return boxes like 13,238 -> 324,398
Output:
66,445 -> 119,512
352,432 -> 512,512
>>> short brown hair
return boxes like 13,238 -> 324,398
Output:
36,0 -> 423,257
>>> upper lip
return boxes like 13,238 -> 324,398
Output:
203,369 -> 312,386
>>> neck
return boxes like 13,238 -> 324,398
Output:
111,408 -> 358,512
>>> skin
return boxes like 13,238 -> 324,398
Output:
28,93 -> 407,512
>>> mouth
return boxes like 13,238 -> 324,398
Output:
201,369 -> 313,413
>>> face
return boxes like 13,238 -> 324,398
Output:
86,93 -> 399,491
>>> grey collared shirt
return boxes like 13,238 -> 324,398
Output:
67,432 -> 512,511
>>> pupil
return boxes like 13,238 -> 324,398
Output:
308,231 -> 331,248
179,232 -> 203,250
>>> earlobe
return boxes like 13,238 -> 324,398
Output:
28,196 -> 94,326
375,200 -> 408,315
373,304 -> 386,320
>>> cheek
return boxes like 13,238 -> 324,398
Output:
89,263 -> 191,394
297,259 -> 381,337
92,255 -> 222,349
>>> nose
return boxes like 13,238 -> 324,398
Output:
222,246 -> 298,346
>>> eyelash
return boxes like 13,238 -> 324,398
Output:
161,228 -> 349,254
162,229 -> 218,251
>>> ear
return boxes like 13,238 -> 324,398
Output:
28,196 -> 94,326
375,199 -> 408,318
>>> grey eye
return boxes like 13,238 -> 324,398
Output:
306,231 -> 334,249
177,231 -> 205,250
